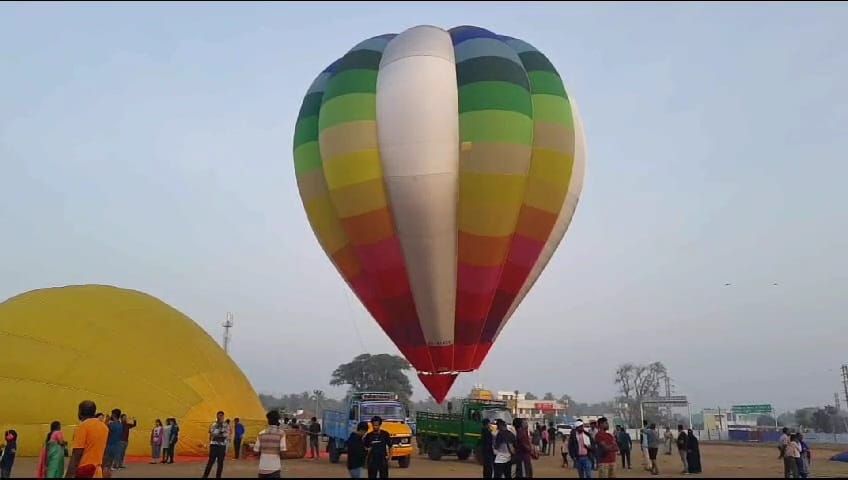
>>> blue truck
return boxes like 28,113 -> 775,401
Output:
322,392 -> 413,468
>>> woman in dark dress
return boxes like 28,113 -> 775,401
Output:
686,429 -> 702,474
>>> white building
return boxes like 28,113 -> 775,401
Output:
496,391 -> 567,422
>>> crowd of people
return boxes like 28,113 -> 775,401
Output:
476,417 -> 703,479
0,402 -> 827,479
778,427 -> 812,478
0,400 -> 256,479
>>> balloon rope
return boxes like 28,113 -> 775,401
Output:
340,283 -> 367,353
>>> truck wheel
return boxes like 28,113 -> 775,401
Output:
427,439 -> 444,461
328,440 -> 340,464
398,456 -> 411,468
457,446 -> 471,461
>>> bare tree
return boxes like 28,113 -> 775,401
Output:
614,362 -> 667,427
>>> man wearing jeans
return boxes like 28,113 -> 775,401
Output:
568,421 -> 595,479
203,411 -> 229,479
615,426 -> 632,470
116,414 -> 136,469
639,421 -> 650,470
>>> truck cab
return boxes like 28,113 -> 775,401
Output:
416,399 -> 513,461
322,392 -> 413,468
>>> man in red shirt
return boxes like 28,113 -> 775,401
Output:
594,417 -> 620,479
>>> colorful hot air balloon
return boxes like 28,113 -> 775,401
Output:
293,25 -> 586,403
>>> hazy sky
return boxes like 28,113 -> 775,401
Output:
1,2 -> 846,413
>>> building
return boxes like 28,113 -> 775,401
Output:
496,391 -> 568,422
700,407 -> 762,433
470,385 -> 494,400
700,408 -> 731,434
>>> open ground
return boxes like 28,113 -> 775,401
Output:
12,442 -> 848,478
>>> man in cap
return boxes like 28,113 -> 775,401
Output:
362,416 -> 392,479
567,420 -> 595,479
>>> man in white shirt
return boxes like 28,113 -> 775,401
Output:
493,419 -> 516,478
778,427 -> 790,477
567,420 -> 594,478
254,410 -> 287,479
783,433 -> 801,478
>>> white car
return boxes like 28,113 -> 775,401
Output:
556,424 -> 572,438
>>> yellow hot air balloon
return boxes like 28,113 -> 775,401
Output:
0,285 -> 266,457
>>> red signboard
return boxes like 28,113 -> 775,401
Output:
534,402 -> 555,412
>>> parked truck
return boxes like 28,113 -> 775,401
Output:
322,392 -> 413,468
415,398 -> 513,461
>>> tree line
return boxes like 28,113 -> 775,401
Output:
259,353 -> 847,433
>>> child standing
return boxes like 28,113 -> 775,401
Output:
150,420 -> 163,464
560,432 -> 569,468
0,430 -> 18,478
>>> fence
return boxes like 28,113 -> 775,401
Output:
616,428 -> 848,445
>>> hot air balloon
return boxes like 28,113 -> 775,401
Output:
0,285 -> 267,457
293,25 -> 586,403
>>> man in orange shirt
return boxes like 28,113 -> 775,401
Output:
66,400 -> 109,478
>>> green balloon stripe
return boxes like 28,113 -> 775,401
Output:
297,92 -> 324,119
318,93 -> 377,132
518,51 -> 557,73
527,71 -> 567,98
458,81 -> 533,118
459,110 -> 533,145
294,141 -> 322,175
456,56 -> 530,90
334,49 -> 382,73
321,69 -> 379,104
293,115 -> 319,150
532,94 -> 573,127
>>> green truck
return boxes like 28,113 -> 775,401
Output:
415,399 -> 513,461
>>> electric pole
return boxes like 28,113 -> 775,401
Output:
841,365 -> 848,408
222,312 -> 234,354
663,373 -> 673,422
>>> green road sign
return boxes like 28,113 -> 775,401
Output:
731,404 -> 773,415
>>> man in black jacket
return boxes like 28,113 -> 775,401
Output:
346,422 -> 369,478
480,418 -> 494,478
676,425 -> 688,474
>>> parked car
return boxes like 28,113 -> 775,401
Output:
556,424 -> 573,438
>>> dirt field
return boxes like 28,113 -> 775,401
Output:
11,442 -> 848,478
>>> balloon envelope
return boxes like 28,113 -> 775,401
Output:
0,285 -> 267,456
294,25 -> 586,402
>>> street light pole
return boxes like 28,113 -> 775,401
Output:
513,390 -> 518,417
222,312 -> 234,354
313,389 -> 323,418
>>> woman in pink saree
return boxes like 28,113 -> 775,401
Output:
36,421 -> 66,478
